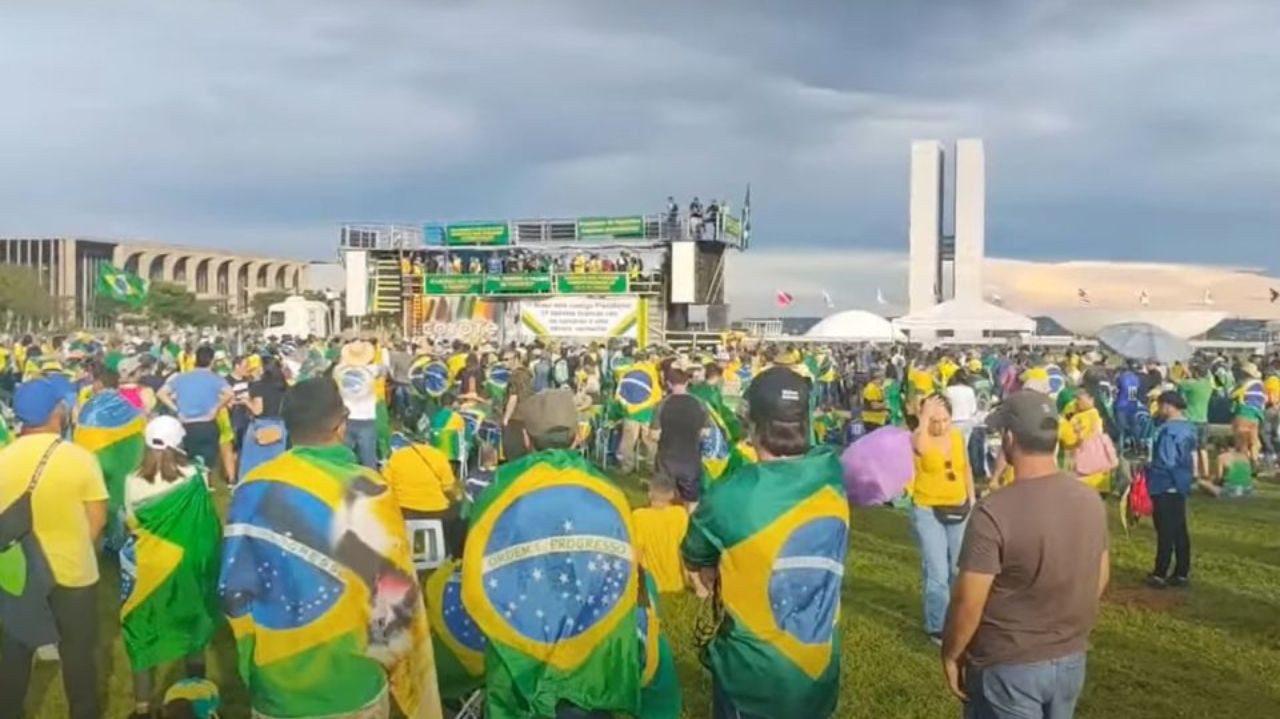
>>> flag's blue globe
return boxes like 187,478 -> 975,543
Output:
768,517 -> 847,645
480,485 -> 632,643
618,368 -> 654,407
442,573 -> 486,653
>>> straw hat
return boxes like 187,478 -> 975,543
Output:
1241,362 -> 1262,379
340,341 -> 376,367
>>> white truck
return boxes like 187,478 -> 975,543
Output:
264,295 -> 333,339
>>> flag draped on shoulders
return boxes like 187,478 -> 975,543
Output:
462,450 -> 641,719
75,390 -> 145,546
637,575 -> 681,719
424,558 -> 486,700
121,468 -> 221,671
615,363 -> 662,423
681,448 -> 849,718
219,445 -> 441,719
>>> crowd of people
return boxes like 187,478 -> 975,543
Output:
0,329 -> 1275,718
400,249 -> 647,279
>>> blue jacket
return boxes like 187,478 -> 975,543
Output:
1148,418 -> 1197,495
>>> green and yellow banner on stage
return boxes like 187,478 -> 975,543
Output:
557,273 -> 628,294
484,274 -> 553,295
445,222 -> 510,246
425,276 -> 485,295
577,216 -> 645,239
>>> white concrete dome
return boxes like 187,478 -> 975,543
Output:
805,310 -> 904,341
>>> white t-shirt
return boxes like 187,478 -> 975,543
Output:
945,385 -> 979,424
335,363 -> 383,421
124,464 -> 203,517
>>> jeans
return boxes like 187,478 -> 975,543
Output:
911,505 -> 968,634
965,652 -> 1087,719
1151,492 -> 1191,579
0,584 -> 101,719
711,680 -> 771,719
182,420 -> 222,475
345,418 -> 379,469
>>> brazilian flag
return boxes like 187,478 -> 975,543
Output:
220,446 -> 441,719
486,364 -> 510,405
121,468 -> 221,671
462,450 -> 641,719
424,559 -> 486,700
682,448 -> 849,718
0,412 -> 12,447
96,262 -> 148,308
75,390 -> 145,545
430,408 -> 466,461
615,363 -> 662,423
411,358 -> 451,400
637,576 -> 681,719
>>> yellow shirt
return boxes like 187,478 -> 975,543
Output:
0,435 -> 108,587
938,359 -> 958,386
908,429 -> 969,507
861,382 -> 888,425
447,353 -> 468,385
631,505 -> 689,593
385,443 -> 458,512
1058,407 -> 1110,492
1265,376 -> 1280,407
908,367 -> 935,397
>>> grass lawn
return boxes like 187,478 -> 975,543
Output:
17,477 -> 1280,718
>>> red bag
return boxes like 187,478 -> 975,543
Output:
1128,467 -> 1154,519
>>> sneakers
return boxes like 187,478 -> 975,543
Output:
1143,574 -> 1167,589
928,632 -> 943,647
1166,576 -> 1191,588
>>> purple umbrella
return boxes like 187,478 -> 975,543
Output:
841,426 -> 914,507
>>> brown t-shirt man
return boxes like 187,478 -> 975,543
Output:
959,471 -> 1109,668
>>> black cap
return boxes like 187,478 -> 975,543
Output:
747,367 -> 810,424
985,390 -> 1059,445
1157,390 -> 1187,410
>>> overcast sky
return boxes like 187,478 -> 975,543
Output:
3,0 -> 1277,314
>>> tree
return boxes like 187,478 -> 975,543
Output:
250,290 -> 293,324
145,282 -> 220,328
0,265 -> 56,325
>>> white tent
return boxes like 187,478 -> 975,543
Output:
805,310 -> 904,341
892,299 -> 1035,337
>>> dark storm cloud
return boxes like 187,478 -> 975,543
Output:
0,0 -> 1276,265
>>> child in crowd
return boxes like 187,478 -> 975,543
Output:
632,481 -> 703,596
1203,434 -> 1255,498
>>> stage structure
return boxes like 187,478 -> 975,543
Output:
339,201 -> 749,347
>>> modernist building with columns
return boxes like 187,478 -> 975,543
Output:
0,237 -> 310,326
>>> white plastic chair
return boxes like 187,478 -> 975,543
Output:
405,518 -> 446,572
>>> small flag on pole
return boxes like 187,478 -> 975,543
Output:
1271,288 -> 1279,304
741,184 -> 752,250
1077,288 -> 1091,305
1139,290 -> 1151,307
821,290 -> 835,309
875,288 -> 888,306
989,292 -> 1004,305
775,290 -> 793,308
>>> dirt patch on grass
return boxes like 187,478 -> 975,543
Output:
1105,586 -> 1187,613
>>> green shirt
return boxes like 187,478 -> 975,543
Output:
1178,378 -> 1214,424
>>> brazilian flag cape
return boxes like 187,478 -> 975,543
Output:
486,364 -> 511,406
121,468 -> 221,671
637,575 -> 681,719
614,363 -> 662,423
681,448 -> 849,718
430,407 -> 467,460
424,559 -> 486,700
220,445 -> 442,719
462,450 -> 641,719
75,390 -> 145,546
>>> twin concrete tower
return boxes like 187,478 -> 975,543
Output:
907,139 -> 986,316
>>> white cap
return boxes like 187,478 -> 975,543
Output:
145,416 -> 186,453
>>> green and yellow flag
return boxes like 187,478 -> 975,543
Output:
682,448 -> 849,718
75,390 -> 145,545
462,450 -> 641,719
424,559 -> 486,700
220,445 -> 442,719
121,468 -> 221,671
96,262 -> 148,308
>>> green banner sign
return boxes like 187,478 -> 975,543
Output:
425,275 -> 484,295
577,216 -> 645,239
484,274 -> 553,294
557,273 -> 629,294
721,214 -> 743,241
445,222 -> 510,246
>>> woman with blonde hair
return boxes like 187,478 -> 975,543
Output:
121,416 -> 222,719
907,394 -> 975,644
